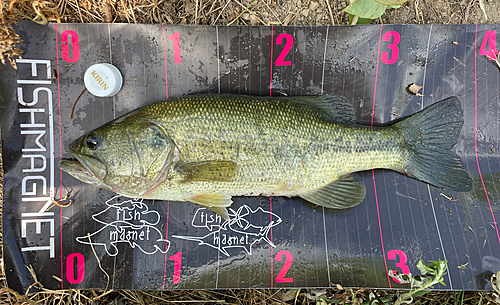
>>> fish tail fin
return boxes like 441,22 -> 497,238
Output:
395,96 -> 472,192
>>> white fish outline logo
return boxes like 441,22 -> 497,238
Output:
76,196 -> 170,256
173,205 -> 282,256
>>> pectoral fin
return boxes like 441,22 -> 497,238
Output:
177,160 -> 237,183
300,175 -> 366,209
188,193 -> 232,220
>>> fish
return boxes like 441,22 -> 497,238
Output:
59,94 -> 473,220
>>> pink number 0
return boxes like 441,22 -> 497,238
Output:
66,253 -> 85,284
61,30 -> 80,63
381,31 -> 400,65
275,33 -> 293,66
387,249 -> 410,284
275,250 -> 293,283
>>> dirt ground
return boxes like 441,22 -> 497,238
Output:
2,0 -> 500,304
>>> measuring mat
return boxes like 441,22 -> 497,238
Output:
1,22 -> 500,293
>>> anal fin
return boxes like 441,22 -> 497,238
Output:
188,193 -> 232,220
300,175 -> 366,209
205,206 -> 230,221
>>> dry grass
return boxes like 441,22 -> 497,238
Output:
1,0 -> 500,304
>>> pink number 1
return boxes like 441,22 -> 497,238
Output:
167,32 -> 182,63
387,249 -> 410,284
169,251 -> 182,284
381,31 -> 400,65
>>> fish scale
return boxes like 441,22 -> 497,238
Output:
151,95 -> 397,192
60,94 -> 472,220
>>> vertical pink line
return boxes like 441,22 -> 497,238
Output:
55,23 -> 64,290
270,196 -> 274,288
269,26 -> 274,97
162,24 -> 169,99
269,26 -> 275,286
474,25 -> 500,248
371,24 -> 391,288
371,26 -> 383,127
162,201 -> 170,289
161,24 -> 170,289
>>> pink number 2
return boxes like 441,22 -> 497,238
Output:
387,249 -> 410,284
275,33 -> 293,66
381,31 -> 400,65
167,32 -> 182,63
275,250 -> 293,283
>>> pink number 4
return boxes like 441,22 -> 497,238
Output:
387,249 -> 410,284
479,31 -> 499,60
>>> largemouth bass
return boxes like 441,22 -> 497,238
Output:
60,94 -> 472,219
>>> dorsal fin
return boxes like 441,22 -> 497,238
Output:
287,94 -> 356,123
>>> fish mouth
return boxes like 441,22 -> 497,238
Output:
59,157 -> 100,185
59,147 -> 108,183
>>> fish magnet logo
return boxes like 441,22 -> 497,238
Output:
173,205 -> 282,256
76,196 -> 169,256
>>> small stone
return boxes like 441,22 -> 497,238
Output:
301,9 -> 309,17
309,1 -> 320,11
249,13 -> 258,25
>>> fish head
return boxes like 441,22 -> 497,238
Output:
60,117 -> 175,197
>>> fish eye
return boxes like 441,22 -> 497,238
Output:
85,136 -> 99,150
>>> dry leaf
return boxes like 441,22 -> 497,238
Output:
409,83 -> 424,96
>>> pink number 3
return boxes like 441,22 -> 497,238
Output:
381,31 -> 400,65
387,249 -> 410,284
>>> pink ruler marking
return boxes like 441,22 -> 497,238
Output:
474,25 -> 500,248
372,24 -> 391,288
162,201 -> 170,289
54,23 -> 64,290
162,24 -> 169,99
161,24 -> 170,289
269,26 -> 274,287
270,196 -> 274,288
269,26 -> 274,97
